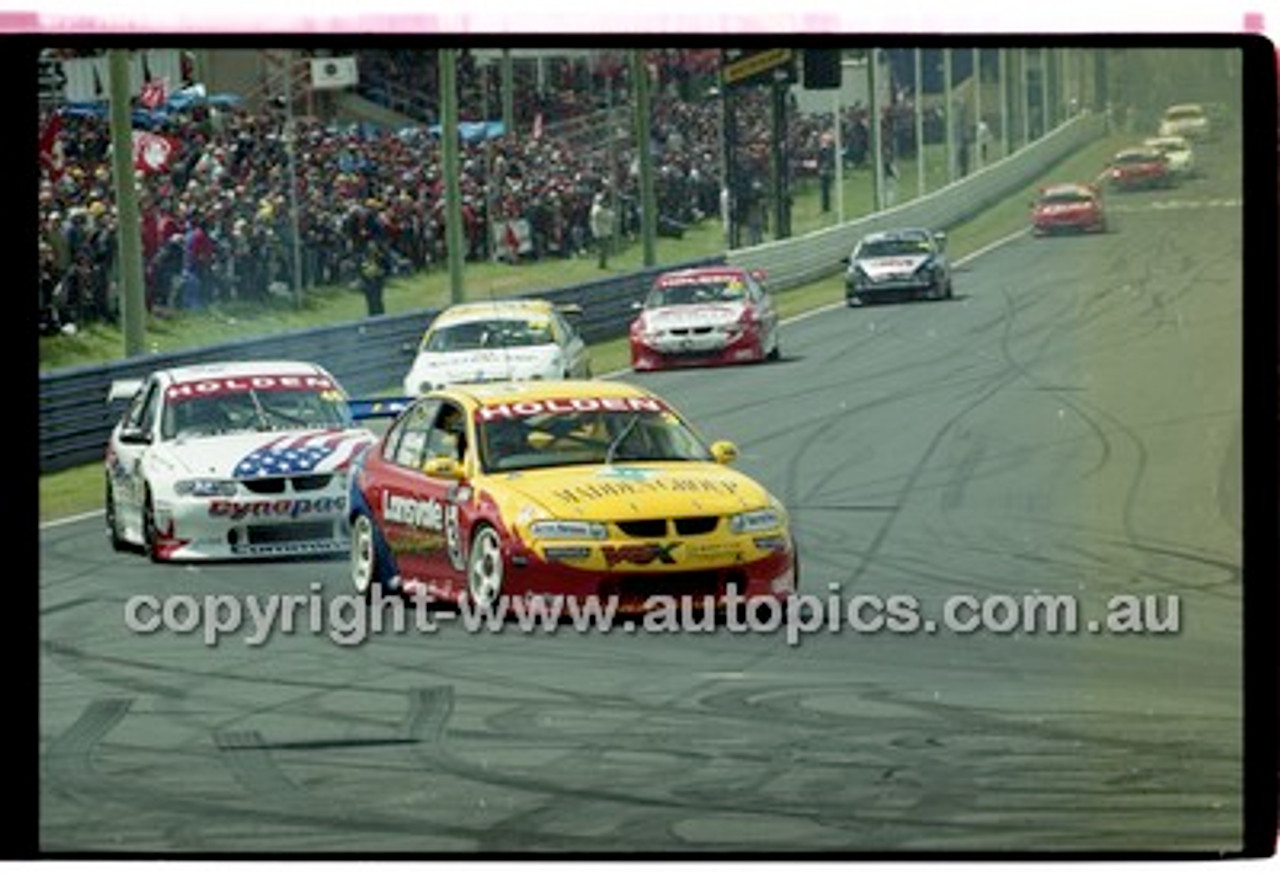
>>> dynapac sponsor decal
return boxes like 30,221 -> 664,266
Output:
166,375 -> 337,403
552,476 -> 740,504
476,396 -> 669,422
209,496 -> 346,520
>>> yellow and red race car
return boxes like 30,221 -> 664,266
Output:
347,380 -> 797,613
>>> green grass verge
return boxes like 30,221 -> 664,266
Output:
39,132 -> 1126,524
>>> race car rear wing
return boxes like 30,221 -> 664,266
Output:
106,378 -> 144,403
347,397 -> 413,422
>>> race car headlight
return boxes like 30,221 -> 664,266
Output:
847,264 -> 869,283
729,508 -> 783,534
174,478 -> 238,497
529,520 -> 608,540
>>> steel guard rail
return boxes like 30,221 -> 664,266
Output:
38,260 -> 721,472
38,113 -> 1104,474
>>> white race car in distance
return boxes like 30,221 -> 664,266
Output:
402,300 -> 591,397
105,360 -> 381,561
1158,103 -> 1211,141
1142,135 -> 1197,179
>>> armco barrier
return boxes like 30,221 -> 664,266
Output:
38,259 -> 721,473
726,112 -> 1108,290
39,112 -> 1106,475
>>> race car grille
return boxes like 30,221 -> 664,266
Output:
600,569 -> 749,599
673,516 -> 720,535
290,474 -> 333,492
668,327 -> 715,336
616,519 -> 668,538
245,521 -> 336,544
241,478 -> 287,494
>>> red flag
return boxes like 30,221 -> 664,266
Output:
132,131 -> 179,173
38,111 -> 65,179
140,77 -> 169,110
531,112 -> 543,141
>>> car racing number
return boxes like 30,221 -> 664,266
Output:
444,501 -> 464,571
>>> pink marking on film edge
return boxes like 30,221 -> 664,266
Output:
0,12 -> 445,32
1243,11 -> 1265,33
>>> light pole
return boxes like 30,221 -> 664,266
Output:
1037,48 -> 1049,136
833,80 -> 844,222
107,49 -> 145,356
944,48 -> 954,183
441,48 -> 465,304
914,47 -> 925,196
283,50 -> 303,309
999,48 -> 1009,158
868,49 -> 883,210
1020,48 -> 1030,147
973,47 -> 983,170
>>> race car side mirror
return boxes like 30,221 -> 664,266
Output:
422,456 -> 464,480
118,427 -> 152,445
933,231 -> 947,247
709,440 -> 739,464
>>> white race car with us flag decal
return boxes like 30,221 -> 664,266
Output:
104,360 -> 401,561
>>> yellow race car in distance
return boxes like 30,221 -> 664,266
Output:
348,379 -> 797,613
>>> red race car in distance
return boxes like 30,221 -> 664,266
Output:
1030,183 -> 1107,236
1105,147 -> 1174,191
629,266 -> 780,371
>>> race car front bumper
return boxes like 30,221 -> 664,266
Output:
630,327 -> 765,371
500,533 -> 797,613
149,487 -> 351,560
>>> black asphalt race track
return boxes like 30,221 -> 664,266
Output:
39,126 -> 1244,853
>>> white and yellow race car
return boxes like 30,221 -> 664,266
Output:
348,379 -> 797,612
402,300 -> 592,397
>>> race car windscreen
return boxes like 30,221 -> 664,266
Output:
645,279 -> 745,308
1039,191 -> 1095,205
161,385 -> 352,439
1115,151 -> 1163,164
855,238 -> 931,258
478,408 -> 712,472
424,318 -> 555,352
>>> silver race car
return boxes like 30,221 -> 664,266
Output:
845,228 -> 954,306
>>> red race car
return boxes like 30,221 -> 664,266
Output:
1030,182 -> 1107,236
1105,147 -> 1174,191
629,266 -> 780,371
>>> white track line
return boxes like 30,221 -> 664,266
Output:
41,227 -> 1030,531
41,508 -> 106,529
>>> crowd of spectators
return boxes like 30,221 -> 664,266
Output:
38,48 -> 934,333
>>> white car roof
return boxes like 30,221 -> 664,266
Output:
159,360 -> 332,385
1164,104 -> 1205,116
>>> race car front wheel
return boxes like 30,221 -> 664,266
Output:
467,524 -> 505,609
105,476 -> 127,552
142,488 -> 161,563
